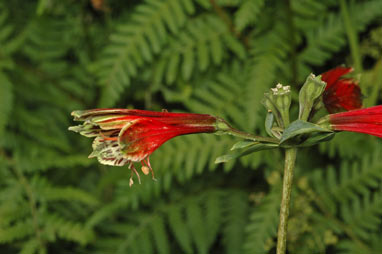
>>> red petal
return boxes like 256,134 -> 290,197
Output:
323,79 -> 362,113
331,123 -> 382,138
329,106 -> 382,137
118,118 -> 216,161
321,67 -> 353,89
72,108 -> 215,121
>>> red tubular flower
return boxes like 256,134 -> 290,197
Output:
69,109 -> 221,184
321,67 -> 362,113
328,105 -> 382,137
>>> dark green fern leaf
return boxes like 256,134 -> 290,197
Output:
223,191 -> 249,254
234,0 -> 265,32
244,184 -> 281,254
95,0 -> 195,106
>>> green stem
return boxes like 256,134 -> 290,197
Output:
226,127 -> 279,143
276,147 -> 297,254
339,0 -> 362,73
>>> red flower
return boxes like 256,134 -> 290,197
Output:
328,105 -> 382,137
69,109 -> 219,184
321,67 -> 362,113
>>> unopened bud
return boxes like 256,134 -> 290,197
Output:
262,83 -> 292,129
299,74 -> 326,121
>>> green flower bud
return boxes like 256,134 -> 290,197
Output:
262,83 -> 292,128
298,74 -> 326,121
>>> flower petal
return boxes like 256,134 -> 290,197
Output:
321,67 -> 362,113
321,67 -> 353,88
323,79 -> 362,113
118,118 -> 216,162
329,105 -> 382,137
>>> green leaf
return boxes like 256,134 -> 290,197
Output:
231,140 -> 258,150
280,120 -> 333,145
298,131 -> 335,147
215,143 -> 278,164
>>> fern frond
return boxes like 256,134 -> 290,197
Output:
95,0 -> 195,106
0,219 -> 33,244
0,200 -> 29,227
0,73 -> 13,136
299,13 -> 346,75
151,134 -> 235,181
33,178 -> 99,206
93,189 -> 229,254
23,17 -> 80,62
193,0 -> 242,9
291,0 -> 327,31
19,239 -> 40,254
44,213 -> 94,245
154,15 -> 246,84
246,24 -> 290,129
186,198 -> 208,253
167,205 -> 193,253
234,0 -> 265,32
319,132 -> 379,159
351,0 -> 382,32
310,150 -> 382,214
223,191 -> 249,254
244,185 -> 281,254
204,190 -> 223,247
0,3 -> 23,59
184,67 -> 248,130
150,215 -> 170,254
299,0 -> 382,79
341,189 -> 382,240
337,232 -> 382,254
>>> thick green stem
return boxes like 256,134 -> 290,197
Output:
276,147 -> 297,254
339,0 -> 362,73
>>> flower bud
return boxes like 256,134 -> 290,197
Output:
298,74 -> 326,121
262,83 -> 292,128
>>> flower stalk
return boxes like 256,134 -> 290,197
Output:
271,83 -> 298,254
277,147 -> 297,254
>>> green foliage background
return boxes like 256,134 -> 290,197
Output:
0,0 -> 382,253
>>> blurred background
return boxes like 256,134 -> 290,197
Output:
0,0 -> 382,253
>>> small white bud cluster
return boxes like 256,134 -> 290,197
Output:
271,83 -> 291,95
